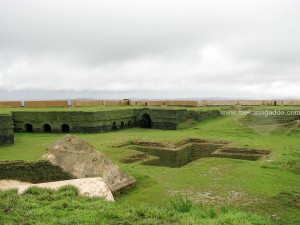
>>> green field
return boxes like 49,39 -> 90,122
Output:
0,106 -> 299,224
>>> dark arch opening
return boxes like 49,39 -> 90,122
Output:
120,121 -> 125,129
128,120 -> 132,128
61,124 -> 70,133
43,124 -> 51,133
112,122 -> 118,130
140,113 -> 152,128
25,123 -> 33,132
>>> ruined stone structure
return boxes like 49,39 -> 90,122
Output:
42,135 -> 136,194
0,106 -> 221,146
12,109 -> 136,133
0,135 -> 136,199
11,108 -> 190,133
119,138 -> 270,168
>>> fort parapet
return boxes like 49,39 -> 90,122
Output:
24,101 -> 68,108
165,100 -> 198,107
72,100 -> 103,107
0,101 -> 22,107
0,99 -> 299,108
201,100 -> 238,106
146,101 -> 165,106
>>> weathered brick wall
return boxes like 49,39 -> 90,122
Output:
202,100 -> 272,106
103,100 -> 121,106
275,100 -> 283,106
24,101 -> 68,108
0,101 -> 22,107
72,100 -> 103,107
262,100 -> 275,106
282,100 -> 300,106
119,100 -> 130,105
129,100 -> 136,106
135,101 -> 147,106
202,100 -> 238,106
0,114 -> 14,145
238,100 -> 263,106
165,100 -> 198,107
146,101 -> 165,106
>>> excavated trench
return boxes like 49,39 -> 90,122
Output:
120,139 -> 270,168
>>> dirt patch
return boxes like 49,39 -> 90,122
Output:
239,113 -> 300,135
168,190 -> 248,205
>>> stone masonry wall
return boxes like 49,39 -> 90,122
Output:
0,101 -> 22,107
0,114 -> 14,145
24,101 -> 68,108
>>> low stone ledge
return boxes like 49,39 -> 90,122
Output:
0,177 -> 114,202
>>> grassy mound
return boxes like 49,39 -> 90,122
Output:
0,186 -> 275,225
239,112 -> 300,135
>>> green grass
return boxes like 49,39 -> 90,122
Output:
0,108 -> 300,224
0,186 -> 275,225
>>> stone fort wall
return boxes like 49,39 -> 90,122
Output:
24,101 -> 68,108
201,100 -> 300,106
0,114 -> 14,145
11,108 -> 189,134
2,99 -> 300,108
0,101 -> 22,107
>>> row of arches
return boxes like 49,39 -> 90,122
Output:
24,123 -> 70,133
23,114 -> 152,133
112,120 -> 132,131
112,113 -> 152,130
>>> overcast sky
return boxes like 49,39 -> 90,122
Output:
0,0 -> 299,100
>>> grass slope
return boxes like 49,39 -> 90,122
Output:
0,186 -> 274,225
